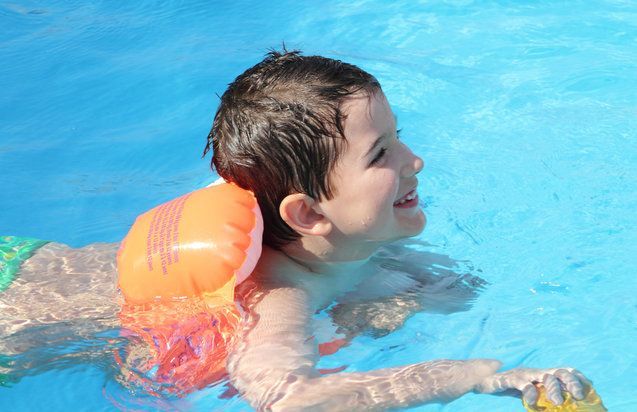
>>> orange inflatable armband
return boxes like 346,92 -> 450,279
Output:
116,182 -> 263,394
117,182 -> 262,305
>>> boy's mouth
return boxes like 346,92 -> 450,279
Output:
393,189 -> 418,208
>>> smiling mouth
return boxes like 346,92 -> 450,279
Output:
393,189 -> 418,208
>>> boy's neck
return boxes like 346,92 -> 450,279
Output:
280,236 -> 377,275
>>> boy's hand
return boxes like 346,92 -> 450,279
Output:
474,367 -> 590,406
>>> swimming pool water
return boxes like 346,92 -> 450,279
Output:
1,1 -> 636,410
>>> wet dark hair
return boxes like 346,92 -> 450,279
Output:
204,49 -> 380,249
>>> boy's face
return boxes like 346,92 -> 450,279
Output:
318,90 -> 425,247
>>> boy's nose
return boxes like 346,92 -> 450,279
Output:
401,149 -> 424,178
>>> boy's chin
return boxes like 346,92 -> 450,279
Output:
387,214 -> 427,243
402,210 -> 426,237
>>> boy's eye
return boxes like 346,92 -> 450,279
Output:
370,147 -> 387,166
368,129 -> 401,166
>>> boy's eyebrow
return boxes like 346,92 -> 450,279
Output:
363,114 -> 398,159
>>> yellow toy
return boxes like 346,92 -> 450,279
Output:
523,383 -> 607,411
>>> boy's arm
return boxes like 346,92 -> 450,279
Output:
228,286 -> 501,411
330,268 -> 482,339
329,244 -> 486,339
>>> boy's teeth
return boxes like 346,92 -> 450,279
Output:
395,190 -> 416,205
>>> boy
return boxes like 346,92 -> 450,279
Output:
1,50 -> 589,410
204,50 -> 589,410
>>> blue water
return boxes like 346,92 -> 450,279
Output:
2,0 -> 636,410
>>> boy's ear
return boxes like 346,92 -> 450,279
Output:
279,193 -> 332,236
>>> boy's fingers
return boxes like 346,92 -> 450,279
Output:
555,369 -> 585,400
571,369 -> 593,388
543,373 -> 564,405
522,383 -> 538,406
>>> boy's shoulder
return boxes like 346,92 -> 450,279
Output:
252,245 -> 420,310
252,247 -> 334,310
